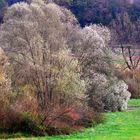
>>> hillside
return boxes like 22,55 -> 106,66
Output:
53,0 -> 140,26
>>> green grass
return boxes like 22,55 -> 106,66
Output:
128,99 -> 140,107
6,99 -> 140,140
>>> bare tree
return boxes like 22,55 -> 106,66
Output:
121,45 -> 140,71
111,12 -> 140,72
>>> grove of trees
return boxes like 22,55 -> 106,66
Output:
0,0 -> 131,137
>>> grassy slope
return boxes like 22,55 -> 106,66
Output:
9,99 -> 140,140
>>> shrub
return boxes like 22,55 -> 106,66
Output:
44,105 -> 103,135
0,109 -> 45,136
116,69 -> 140,98
9,112 -> 45,136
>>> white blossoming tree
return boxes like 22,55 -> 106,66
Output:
68,24 -> 131,111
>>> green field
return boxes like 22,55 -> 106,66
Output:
6,99 -> 140,140
128,99 -> 140,107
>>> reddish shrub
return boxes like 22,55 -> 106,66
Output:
42,104 -> 103,135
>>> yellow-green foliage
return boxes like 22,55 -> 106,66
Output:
0,48 -> 11,107
52,49 -> 86,101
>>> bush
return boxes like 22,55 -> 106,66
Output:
44,105 -> 104,135
0,109 -> 45,136
9,113 -> 45,136
115,69 -> 140,98
75,108 -> 104,128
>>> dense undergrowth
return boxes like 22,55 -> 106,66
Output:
0,99 -> 139,140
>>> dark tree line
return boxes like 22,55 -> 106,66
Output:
52,0 -> 140,26
1,0 -> 140,25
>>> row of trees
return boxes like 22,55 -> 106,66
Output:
0,0 -> 131,136
1,0 -> 140,47
4,0 -> 140,99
